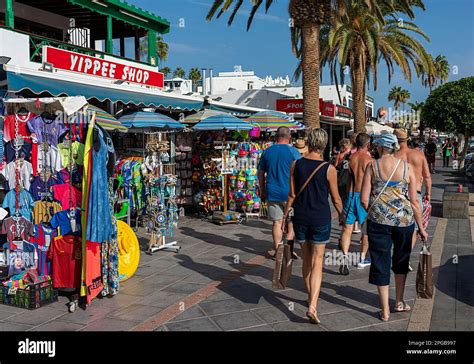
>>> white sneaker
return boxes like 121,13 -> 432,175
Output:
357,259 -> 371,269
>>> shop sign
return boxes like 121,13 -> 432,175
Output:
43,46 -> 164,88
320,100 -> 335,117
335,104 -> 352,118
276,98 -> 304,113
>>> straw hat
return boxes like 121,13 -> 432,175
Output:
295,138 -> 308,155
394,128 -> 409,142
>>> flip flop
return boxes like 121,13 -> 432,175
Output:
394,301 -> 411,312
378,311 -> 390,322
306,306 -> 321,324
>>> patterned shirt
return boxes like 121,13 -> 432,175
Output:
368,160 -> 415,227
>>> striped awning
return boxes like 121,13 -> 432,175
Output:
245,110 -> 304,131
119,111 -> 185,129
184,109 -> 227,124
86,105 -> 128,133
192,113 -> 252,131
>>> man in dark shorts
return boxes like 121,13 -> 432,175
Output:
425,138 -> 437,173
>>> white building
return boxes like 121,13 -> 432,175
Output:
163,78 -> 193,94
199,67 -> 291,95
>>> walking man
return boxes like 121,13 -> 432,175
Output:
394,129 -> 432,269
258,126 -> 301,259
338,133 -> 373,275
425,138 -> 437,173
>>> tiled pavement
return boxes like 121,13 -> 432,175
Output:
0,161 -> 471,331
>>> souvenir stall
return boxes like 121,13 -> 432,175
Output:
0,97 -> 136,311
192,114 -> 253,224
118,111 -> 185,254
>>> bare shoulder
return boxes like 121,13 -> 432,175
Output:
408,148 -> 425,163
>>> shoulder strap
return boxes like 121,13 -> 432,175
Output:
368,159 -> 401,213
295,161 -> 328,200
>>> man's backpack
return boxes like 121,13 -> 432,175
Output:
336,153 -> 354,205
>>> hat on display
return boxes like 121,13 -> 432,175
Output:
394,128 -> 409,142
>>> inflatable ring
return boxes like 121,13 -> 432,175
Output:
117,220 -> 140,282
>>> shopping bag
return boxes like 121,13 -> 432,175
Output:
272,243 -> 293,289
417,196 -> 432,240
416,243 -> 434,299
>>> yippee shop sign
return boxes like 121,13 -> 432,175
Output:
43,46 -> 163,88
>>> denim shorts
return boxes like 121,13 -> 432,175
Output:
294,223 -> 331,244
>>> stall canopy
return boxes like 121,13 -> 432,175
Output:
192,114 -> 253,131
86,104 -> 128,133
245,110 -> 304,131
183,109 -> 227,124
119,111 -> 184,129
6,71 -> 204,111
3,96 -> 88,115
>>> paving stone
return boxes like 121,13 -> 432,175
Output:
4,306 -> 66,326
169,305 -> 207,322
59,306 -> 111,325
165,317 -> 220,331
0,321 -> 34,331
233,324 -> 274,331
138,290 -> 188,308
162,282 -> 206,294
199,298 -> 247,316
316,310 -> 368,331
0,310 -> 19,321
108,304 -> 164,322
211,311 -> 265,331
252,306 -> 297,324
81,317 -> 141,331
271,320 -> 327,331
30,320 -> 85,331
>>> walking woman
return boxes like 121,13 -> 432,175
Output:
441,138 -> 453,168
283,128 -> 344,324
360,134 -> 428,322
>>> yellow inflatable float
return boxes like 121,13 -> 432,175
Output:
117,220 -> 140,282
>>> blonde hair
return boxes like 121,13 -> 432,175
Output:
308,128 -> 328,153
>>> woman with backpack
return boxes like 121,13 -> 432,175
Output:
283,128 -> 344,324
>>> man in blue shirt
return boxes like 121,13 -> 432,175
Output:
258,126 -> 301,258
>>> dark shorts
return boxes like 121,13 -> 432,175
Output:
367,220 -> 415,286
294,223 -> 331,244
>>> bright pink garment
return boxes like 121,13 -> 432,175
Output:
52,183 -> 82,209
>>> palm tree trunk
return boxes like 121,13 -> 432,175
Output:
351,59 -> 366,133
459,129 -> 471,170
301,23 -> 320,129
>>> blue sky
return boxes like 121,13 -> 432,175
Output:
125,0 -> 474,109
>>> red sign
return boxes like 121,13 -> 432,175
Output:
43,46 -> 164,88
276,98 -> 304,113
335,104 -> 352,118
320,100 -> 335,117
277,98 -> 339,118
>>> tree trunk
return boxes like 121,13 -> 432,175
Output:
459,129 -> 471,170
351,58 -> 366,133
301,22 -> 320,129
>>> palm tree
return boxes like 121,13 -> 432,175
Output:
160,66 -> 171,78
173,67 -> 186,79
319,0 -> 430,133
206,0 -> 425,130
188,68 -> 201,92
418,54 -> 449,91
139,36 -> 169,67
408,101 -> 425,135
389,87 -> 410,111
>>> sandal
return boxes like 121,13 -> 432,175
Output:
306,305 -> 321,324
394,301 -> 411,312
378,310 -> 390,322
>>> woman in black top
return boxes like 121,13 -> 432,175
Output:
283,128 -> 344,324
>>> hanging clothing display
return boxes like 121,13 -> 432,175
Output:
0,99 -> 119,311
